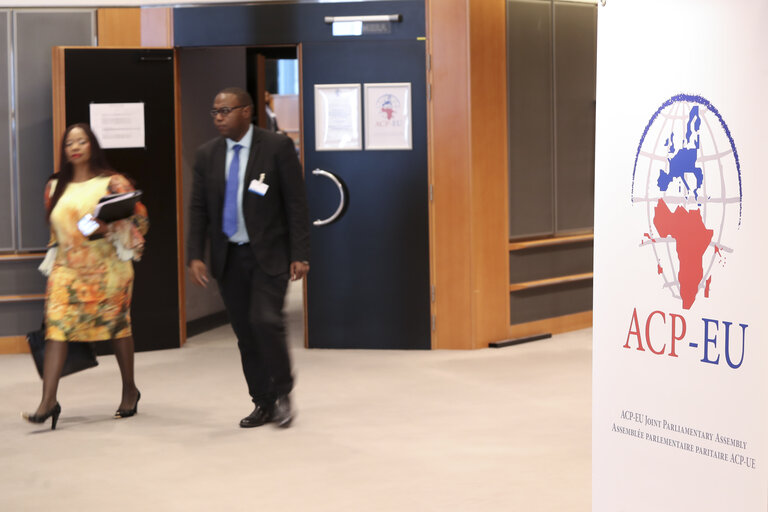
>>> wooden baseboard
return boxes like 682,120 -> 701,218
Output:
508,233 -> 594,251
0,336 -> 30,354
505,311 -> 593,342
509,272 -> 593,292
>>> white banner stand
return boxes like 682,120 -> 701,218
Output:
593,1 -> 768,510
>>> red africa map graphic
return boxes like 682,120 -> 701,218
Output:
653,199 -> 713,309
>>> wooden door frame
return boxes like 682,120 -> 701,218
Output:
51,46 -> 187,347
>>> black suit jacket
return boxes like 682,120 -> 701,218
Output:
187,126 -> 310,280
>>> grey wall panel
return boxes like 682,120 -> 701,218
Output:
507,0 -> 554,239
509,241 -> 593,283
178,47 -> 245,321
0,258 -> 45,295
0,12 -> 11,251
15,10 -> 93,250
554,2 -> 596,233
0,300 -> 43,336
510,280 -> 592,325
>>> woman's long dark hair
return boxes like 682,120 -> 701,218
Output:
46,123 -> 114,219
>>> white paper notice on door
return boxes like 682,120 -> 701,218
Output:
89,102 -> 145,149
314,84 -> 362,151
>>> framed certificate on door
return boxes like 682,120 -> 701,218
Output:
364,82 -> 412,150
314,84 -> 362,151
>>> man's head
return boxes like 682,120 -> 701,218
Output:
211,87 -> 253,141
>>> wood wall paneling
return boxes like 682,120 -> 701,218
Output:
173,49 -> 186,346
428,0 -> 510,349
97,8 -> 140,47
0,336 -> 30,354
141,7 -> 173,48
427,0 -> 473,349
0,294 -> 44,302
0,252 -> 44,261
255,54 -> 267,129
508,233 -> 593,251
51,47 -> 66,174
98,7 -> 173,49
508,311 -> 592,341
469,0 -> 509,348
509,273 -> 593,292
298,43 -> 309,350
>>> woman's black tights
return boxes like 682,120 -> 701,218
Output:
113,336 -> 139,411
33,340 -> 68,416
33,336 -> 138,416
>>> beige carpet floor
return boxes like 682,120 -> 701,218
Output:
0,283 -> 591,511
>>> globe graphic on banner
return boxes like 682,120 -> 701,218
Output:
632,94 -> 742,310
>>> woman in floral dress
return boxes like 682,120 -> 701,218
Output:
23,123 -> 148,429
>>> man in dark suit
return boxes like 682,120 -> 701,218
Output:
187,87 -> 309,429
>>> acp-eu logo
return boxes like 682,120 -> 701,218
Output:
632,94 -> 742,309
625,94 -> 747,369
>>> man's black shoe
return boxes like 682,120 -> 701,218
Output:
272,395 -> 293,428
239,402 -> 273,428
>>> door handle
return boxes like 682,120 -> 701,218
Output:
312,169 -> 346,226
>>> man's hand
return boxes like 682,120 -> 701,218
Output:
189,259 -> 210,288
290,261 -> 309,281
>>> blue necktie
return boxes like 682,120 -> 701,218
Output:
222,144 -> 242,238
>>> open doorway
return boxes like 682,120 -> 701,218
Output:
246,47 -> 300,153
178,45 -> 304,341
178,35 -> 431,350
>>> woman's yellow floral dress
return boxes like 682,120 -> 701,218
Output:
44,174 -> 149,342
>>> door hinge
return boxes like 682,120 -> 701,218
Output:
431,315 -> 436,332
426,53 -> 431,72
431,285 -> 435,303
429,184 -> 433,201
427,83 -> 431,102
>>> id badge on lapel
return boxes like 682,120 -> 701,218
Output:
248,173 -> 269,196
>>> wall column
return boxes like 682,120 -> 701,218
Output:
96,8 -> 140,46
427,0 -> 510,349
96,7 -> 172,48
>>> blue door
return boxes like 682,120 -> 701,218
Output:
302,40 -> 430,349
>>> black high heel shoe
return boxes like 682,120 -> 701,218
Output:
114,390 -> 140,419
22,402 -> 62,430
